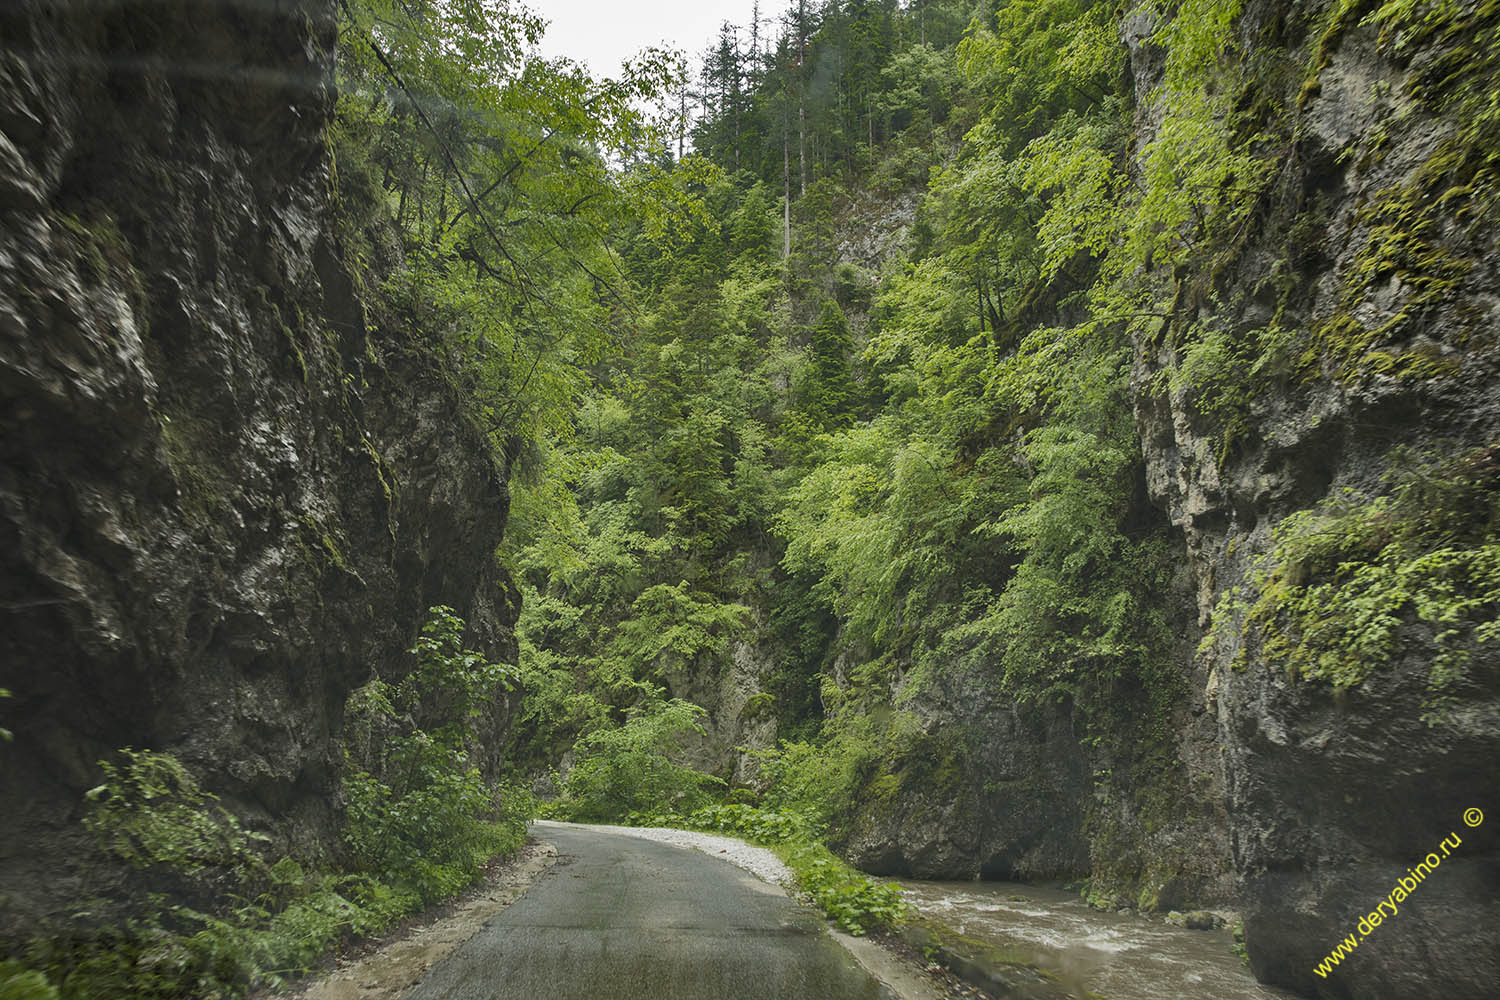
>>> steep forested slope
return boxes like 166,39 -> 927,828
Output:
513,2 -> 1500,998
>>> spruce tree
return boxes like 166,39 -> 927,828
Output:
806,299 -> 856,429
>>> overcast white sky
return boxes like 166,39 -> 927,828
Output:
530,0 -> 793,78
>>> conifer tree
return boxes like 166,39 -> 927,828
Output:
805,299 -> 856,429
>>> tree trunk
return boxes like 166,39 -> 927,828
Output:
783,121 -> 792,258
799,100 -> 807,197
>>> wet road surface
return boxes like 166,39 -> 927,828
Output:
402,822 -> 895,1000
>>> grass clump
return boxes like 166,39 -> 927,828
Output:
0,960 -> 58,1000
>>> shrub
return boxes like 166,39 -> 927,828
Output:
34,608 -> 532,999
679,803 -> 821,844
555,699 -> 726,821
83,749 -> 264,873
777,841 -> 912,936
342,607 -> 527,903
0,961 -> 58,1000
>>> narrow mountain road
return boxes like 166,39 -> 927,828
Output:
401,822 -> 897,1000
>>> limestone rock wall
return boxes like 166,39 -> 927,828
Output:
666,635 -> 783,785
1128,1 -> 1500,996
0,0 -> 517,936
826,6 -> 1498,998
839,692 -> 1092,883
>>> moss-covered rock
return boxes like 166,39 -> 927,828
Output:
1130,1 -> 1500,996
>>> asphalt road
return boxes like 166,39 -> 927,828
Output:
402,823 -> 897,1000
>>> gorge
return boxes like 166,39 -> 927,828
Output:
1,1 -> 1496,998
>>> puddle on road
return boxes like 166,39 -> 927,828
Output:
895,880 -> 1299,1000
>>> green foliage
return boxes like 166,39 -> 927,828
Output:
686,0 -> 970,184
750,724 -> 895,832
26,919 -> 249,1000
0,961 -> 57,1000
69,751 -> 381,996
343,607 -> 527,904
334,0 -> 683,456
502,0 -> 1494,940
1126,0 -> 1273,272
1220,445 -> 1500,721
553,699 -> 726,821
611,584 -> 751,678
510,1 -> 1184,903
751,0 -> 1183,748
676,803 -> 822,845
23,870 -> 415,1000
155,867 -> 418,996
800,300 -> 858,429
1021,115 -> 1126,281
776,840 -> 912,936
44,605 -> 533,999
342,748 -> 509,904
404,605 -> 518,738
83,750 -> 264,874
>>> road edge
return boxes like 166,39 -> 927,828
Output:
275,838 -> 559,1000
827,927 -> 955,1000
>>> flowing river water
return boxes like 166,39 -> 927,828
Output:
896,880 -> 1301,1000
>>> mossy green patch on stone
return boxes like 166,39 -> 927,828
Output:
358,434 -> 400,548
1213,441 -> 1500,720
158,410 -> 235,527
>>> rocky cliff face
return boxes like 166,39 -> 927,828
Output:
668,637 -> 783,785
826,3 -> 1497,997
1129,0 -> 1500,997
840,690 -> 1092,883
833,535 -> 1233,910
0,0 -> 517,936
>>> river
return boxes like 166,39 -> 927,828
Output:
897,880 -> 1300,1000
